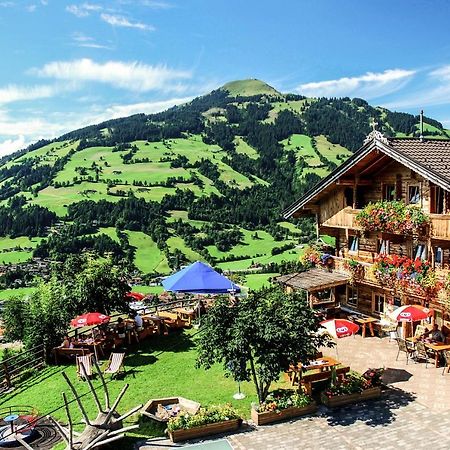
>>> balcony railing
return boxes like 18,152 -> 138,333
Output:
321,208 -> 450,240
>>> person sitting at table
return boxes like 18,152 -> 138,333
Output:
116,317 -> 126,339
132,311 -> 143,331
423,323 -> 445,342
60,335 -> 71,348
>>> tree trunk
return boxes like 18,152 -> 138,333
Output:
248,353 -> 263,403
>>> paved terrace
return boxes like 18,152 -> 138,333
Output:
138,335 -> 450,450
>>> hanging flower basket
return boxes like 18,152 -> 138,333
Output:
343,259 -> 365,283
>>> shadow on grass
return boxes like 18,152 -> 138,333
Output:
324,386 -> 417,427
0,365 -> 65,406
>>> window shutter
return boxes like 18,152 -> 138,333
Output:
396,174 -> 402,200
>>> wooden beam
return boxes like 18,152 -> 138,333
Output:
336,178 -> 373,186
359,154 -> 390,176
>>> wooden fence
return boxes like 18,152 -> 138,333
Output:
0,344 -> 45,393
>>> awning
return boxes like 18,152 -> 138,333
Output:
275,268 -> 349,292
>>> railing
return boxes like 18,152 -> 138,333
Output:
331,256 -> 378,284
0,344 -> 45,393
322,207 -> 360,229
321,208 -> 450,241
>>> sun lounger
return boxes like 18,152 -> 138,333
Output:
76,354 -> 94,379
104,352 -> 126,379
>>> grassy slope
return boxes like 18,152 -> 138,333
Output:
126,231 -> 170,274
222,79 -> 280,97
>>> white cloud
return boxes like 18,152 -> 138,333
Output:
66,3 -> 101,18
100,13 -> 154,31
0,84 -> 60,104
71,32 -> 112,50
99,96 -> 192,120
33,58 -> 191,92
0,1 -> 14,7
0,135 -> 28,156
26,4 -> 37,12
140,0 -> 173,9
297,69 -> 416,99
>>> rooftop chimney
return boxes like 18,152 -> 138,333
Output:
420,110 -> 424,141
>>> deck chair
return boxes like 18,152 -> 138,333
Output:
76,354 -> 94,379
104,352 -> 126,379
395,338 -> 415,364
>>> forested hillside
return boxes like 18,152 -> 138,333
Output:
0,78 -> 448,284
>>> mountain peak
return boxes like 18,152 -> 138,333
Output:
221,79 -> 281,97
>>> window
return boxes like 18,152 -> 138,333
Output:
408,185 -> 420,204
413,243 -> 427,261
347,286 -> 358,306
344,187 -> 354,207
348,236 -> 359,253
373,293 -> 385,314
393,297 -> 401,307
435,247 -> 443,266
377,239 -> 390,255
430,185 -> 445,214
383,184 -> 396,201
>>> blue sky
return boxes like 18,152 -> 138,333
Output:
1,0 -> 450,154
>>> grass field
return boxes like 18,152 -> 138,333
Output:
166,236 -> 202,262
0,286 -> 35,300
242,272 -> 279,291
282,134 -> 322,166
126,231 -> 170,274
315,135 -> 352,164
222,79 -> 280,97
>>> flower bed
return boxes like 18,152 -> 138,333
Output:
320,369 -> 383,408
343,259 -> 365,283
251,389 -> 317,426
167,405 -> 242,443
355,200 -> 429,235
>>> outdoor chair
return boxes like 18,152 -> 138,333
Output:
415,341 -> 434,368
442,350 -> 450,376
103,352 -> 126,379
380,320 -> 398,341
395,338 -> 415,364
76,354 -> 94,379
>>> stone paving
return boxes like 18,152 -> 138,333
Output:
138,335 -> 450,450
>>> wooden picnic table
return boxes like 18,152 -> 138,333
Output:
73,339 -> 106,359
142,315 -> 164,335
53,346 -> 91,364
354,316 -> 378,338
288,356 -> 340,386
172,307 -> 196,325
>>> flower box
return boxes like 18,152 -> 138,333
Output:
320,387 -> 381,408
168,418 -> 242,443
251,402 -> 317,426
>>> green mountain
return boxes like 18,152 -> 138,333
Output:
0,80 -> 448,282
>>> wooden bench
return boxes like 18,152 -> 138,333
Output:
301,366 -> 350,395
157,312 -> 190,330
53,347 -> 90,364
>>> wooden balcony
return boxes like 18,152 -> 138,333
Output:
321,209 -> 450,241
321,207 -> 360,230
332,256 -> 377,285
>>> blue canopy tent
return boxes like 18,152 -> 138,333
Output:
162,261 -> 240,294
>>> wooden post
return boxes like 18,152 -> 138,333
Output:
3,362 -> 11,389
62,392 -> 73,449
93,358 -> 110,410
62,372 -> 92,426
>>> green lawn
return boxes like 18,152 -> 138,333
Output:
234,136 -> 259,159
242,273 -> 279,291
166,236 -> 202,262
281,134 -> 322,166
315,135 -> 352,164
0,329 -> 292,446
0,286 -> 35,300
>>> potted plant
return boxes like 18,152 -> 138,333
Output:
320,368 -> 382,408
167,404 -> 242,443
251,389 -> 317,426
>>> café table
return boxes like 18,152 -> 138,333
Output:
4,414 -> 19,434
172,307 -> 196,325
142,315 -> 164,335
424,342 -> 450,368
354,316 -> 378,338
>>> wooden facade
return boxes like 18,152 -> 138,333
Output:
284,133 -> 450,331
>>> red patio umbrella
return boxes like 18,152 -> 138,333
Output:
125,292 -> 146,302
71,312 -> 110,328
320,319 -> 360,339
389,305 -> 433,323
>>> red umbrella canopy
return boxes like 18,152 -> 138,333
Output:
320,319 -> 360,339
389,305 -> 433,323
126,292 -> 145,301
71,312 -> 110,328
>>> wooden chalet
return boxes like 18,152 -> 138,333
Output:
282,128 -> 450,331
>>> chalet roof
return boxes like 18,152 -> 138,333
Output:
283,135 -> 450,218
275,268 -> 349,291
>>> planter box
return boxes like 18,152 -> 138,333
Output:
251,402 -> 317,426
168,418 -> 241,443
321,387 -> 381,408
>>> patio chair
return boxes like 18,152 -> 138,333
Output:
103,352 -> 126,379
395,338 -> 415,364
415,341 -> 434,368
76,354 -> 94,379
442,350 -> 450,376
